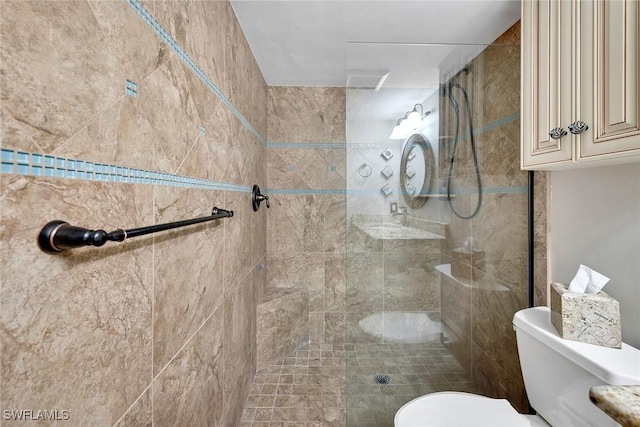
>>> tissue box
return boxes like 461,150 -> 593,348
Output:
549,282 -> 621,348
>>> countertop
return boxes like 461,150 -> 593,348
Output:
589,385 -> 640,427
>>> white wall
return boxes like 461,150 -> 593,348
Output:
549,163 -> 640,348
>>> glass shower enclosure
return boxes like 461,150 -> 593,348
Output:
344,41 -> 529,426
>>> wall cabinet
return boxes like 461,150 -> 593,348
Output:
522,0 -> 640,170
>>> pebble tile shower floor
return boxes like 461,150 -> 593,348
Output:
240,342 -> 478,426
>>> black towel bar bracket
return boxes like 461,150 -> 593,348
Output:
37,207 -> 233,254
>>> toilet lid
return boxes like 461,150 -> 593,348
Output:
394,392 -> 533,427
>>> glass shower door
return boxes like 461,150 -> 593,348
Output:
344,41 -> 528,426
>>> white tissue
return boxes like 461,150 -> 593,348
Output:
568,264 -> 610,294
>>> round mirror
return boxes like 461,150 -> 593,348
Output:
400,133 -> 435,208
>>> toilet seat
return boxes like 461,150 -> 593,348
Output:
394,392 -> 541,427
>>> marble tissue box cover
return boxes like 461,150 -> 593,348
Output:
549,282 -> 622,348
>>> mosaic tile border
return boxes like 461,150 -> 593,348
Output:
126,0 -> 265,145
0,148 -> 251,192
267,186 -> 527,196
267,188 -> 346,196
267,113 -> 521,150
266,142 -> 348,149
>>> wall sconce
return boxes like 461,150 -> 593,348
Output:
389,104 -> 430,140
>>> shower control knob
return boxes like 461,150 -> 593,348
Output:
568,121 -> 589,135
549,127 -> 567,139
252,184 -> 270,212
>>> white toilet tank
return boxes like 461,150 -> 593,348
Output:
513,307 -> 640,427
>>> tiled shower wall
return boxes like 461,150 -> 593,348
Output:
438,22 -> 547,413
1,1 -> 267,425
266,87 -> 348,344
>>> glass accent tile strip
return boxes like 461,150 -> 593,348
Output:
0,148 -> 250,192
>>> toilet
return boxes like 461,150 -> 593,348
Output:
395,306 -> 640,426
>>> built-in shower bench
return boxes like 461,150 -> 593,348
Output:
256,287 -> 309,372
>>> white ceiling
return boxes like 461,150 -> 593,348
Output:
230,0 -> 521,88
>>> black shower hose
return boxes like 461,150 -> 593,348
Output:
446,80 -> 483,219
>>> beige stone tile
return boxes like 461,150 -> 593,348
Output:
153,187 -> 225,374
250,265 -> 262,352
1,1 -> 269,426
225,14 -> 254,126
471,269 -> 526,381
268,87 -> 346,143
257,288 -> 309,372
325,253 -> 346,312
384,253 -> 440,312
249,268 -> 259,372
440,255 -> 472,336
346,312 -> 381,344
220,352 -> 255,426
0,0 -> 126,153
267,147 -> 328,189
153,0 -> 229,101
442,205 -> 470,257
142,59 -> 199,174
251,64 -> 269,140
223,190 -> 254,296
0,176 -> 152,426
267,252 -> 324,310
346,252 -> 383,312
52,96 -> 156,172
242,133 -> 265,188
325,313 -> 347,344
223,122 -> 256,187
477,125 -> 525,184
442,320 -> 473,378
226,21 -> 256,120
252,200 -> 268,270
254,142 -> 268,189
323,195 -> 347,253
383,236 -> 442,254
113,388 -> 152,427
321,147 -> 347,175
224,354 -> 256,426
470,193 -> 527,288
472,341 -> 527,413
153,305 -> 224,426
266,195 -> 324,253
177,99 -> 233,182
533,171 -> 548,306
480,44 -> 520,125
224,273 -> 255,399
309,312 -> 325,345
179,59 -> 222,125
346,222 -> 383,254
88,0 -> 171,82
241,406 -> 257,422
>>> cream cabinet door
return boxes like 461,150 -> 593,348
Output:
522,0 -> 575,169
577,0 -> 640,161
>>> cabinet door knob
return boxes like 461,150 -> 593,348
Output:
568,121 -> 589,135
549,127 -> 568,139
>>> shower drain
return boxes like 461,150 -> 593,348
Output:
373,374 -> 391,386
